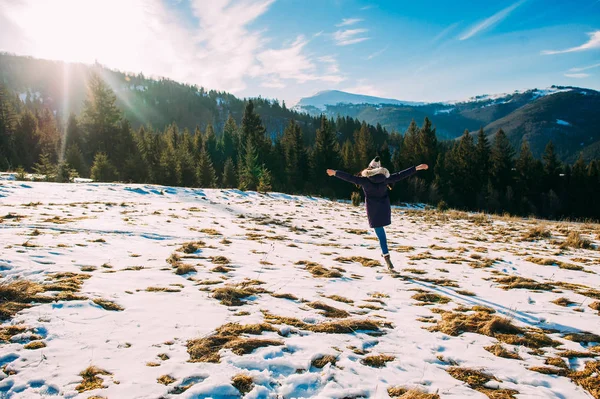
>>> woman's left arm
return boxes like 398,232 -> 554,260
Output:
387,164 -> 428,184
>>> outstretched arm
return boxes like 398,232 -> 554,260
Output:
387,164 -> 428,184
326,169 -> 367,185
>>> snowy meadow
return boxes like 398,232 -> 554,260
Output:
0,181 -> 599,399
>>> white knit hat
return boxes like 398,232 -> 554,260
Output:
368,156 -> 381,169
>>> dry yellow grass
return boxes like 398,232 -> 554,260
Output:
387,387 -> 440,398
311,354 -> 337,368
157,375 -> 176,385
212,285 -> 267,306
295,261 -> 343,278
362,354 -> 395,368
334,256 -> 381,267
484,343 -> 522,359
307,301 -> 349,318
75,366 -> 112,393
23,340 -> 46,350
93,299 -> 124,311
187,323 -> 280,363
411,292 -> 450,304
232,374 -> 254,395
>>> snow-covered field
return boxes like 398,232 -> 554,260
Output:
0,182 -> 599,399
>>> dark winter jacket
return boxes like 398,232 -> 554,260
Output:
335,166 -> 417,228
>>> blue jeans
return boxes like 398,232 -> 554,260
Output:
374,227 -> 389,255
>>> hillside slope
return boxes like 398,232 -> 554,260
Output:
0,182 -> 599,398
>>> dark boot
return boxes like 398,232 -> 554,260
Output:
383,253 -> 394,270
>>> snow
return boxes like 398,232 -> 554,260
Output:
434,108 -> 454,115
0,182 -> 599,398
556,119 -> 571,126
532,88 -> 573,99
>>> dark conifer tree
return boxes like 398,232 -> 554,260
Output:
222,157 -> 237,188
311,116 -> 340,192
197,147 -> 217,188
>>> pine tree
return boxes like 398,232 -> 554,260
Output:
240,100 -> 268,164
220,115 -> 238,167
55,162 -> 78,183
542,141 -> 562,193
281,119 -> 305,192
355,122 -> 375,168
81,74 -> 122,160
0,83 -> 18,169
515,140 -> 542,214
257,165 -> 273,193
401,120 -> 419,167
65,144 -> 87,177
474,128 -> 490,191
340,140 -> 355,171
14,109 -> 39,170
196,147 -> 217,188
90,152 -> 117,182
32,152 -> 56,181
311,116 -> 340,191
239,138 -> 260,191
178,128 -> 196,187
204,124 -> 219,169
417,117 -> 437,181
490,129 -> 514,194
222,157 -> 237,188
64,114 -> 84,154
568,154 -> 587,217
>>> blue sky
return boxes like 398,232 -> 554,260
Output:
1,0 -> 599,104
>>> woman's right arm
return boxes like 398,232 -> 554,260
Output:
327,169 -> 366,185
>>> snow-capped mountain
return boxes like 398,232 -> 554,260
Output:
293,90 -> 425,111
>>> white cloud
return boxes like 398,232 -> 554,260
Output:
542,31 -> 600,55
564,73 -> 591,78
366,46 -> 388,60
0,0 -> 342,95
253,36 -> 344,87
336,18 -> 363,27
317,55 -> 341,74
333,28 -> 369,46
432,22 -> 461,44
569,62 -> 600,72
459,0 -> 526,40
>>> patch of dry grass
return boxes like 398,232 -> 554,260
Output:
187,323 -> 280,363
178,241 -> 205,254
484,343 -> 521,360
362,354 -> 395,368
212,285 -> 267,306
271,292 -> 298,300
157,375 -> 176,385
334,256 -> 381,267
563,332 -> 600,344
551,297 -> 576,307
411,292 -> 450,305
232,374 -> 254,395
307,301 -> 349,318
311,354 -> 337,368
561,231 -> 593,250
522,226 -> 551,241
92,299 -> 124,311
211,256 -> 230,265
447,367 -> 519,398
387,387 -> 440,398
296,260 -> 343,278
262,311 -> 386,334
75,366 -> 112,393
492,276 -> 554,291
23,340 -> 46,349
175,263 -> 197,275
145,286 -> 181,293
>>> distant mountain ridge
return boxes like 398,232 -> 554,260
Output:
293,90 -> 425,111
294,87 -> 600,162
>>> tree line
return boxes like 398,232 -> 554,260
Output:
1,75 -> 598,221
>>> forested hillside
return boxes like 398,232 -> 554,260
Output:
1,54 -> 599,221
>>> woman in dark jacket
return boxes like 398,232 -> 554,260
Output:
327,157 -> 428,269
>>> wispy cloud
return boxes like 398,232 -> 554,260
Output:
366,46 -> 388,60
432,22 -> 461,44
542,31 -> 600,55
569,62 -> 600,72
336,18 -> 363,27
360,5 -> 374,11
564,73 -> 591,78
459,0 -> 526,40
333,28 -> 369,46
254,36 -> 344,87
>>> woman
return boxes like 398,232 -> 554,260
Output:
327,157 -> 428,269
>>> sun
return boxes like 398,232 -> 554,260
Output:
7,0 -> 144,67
